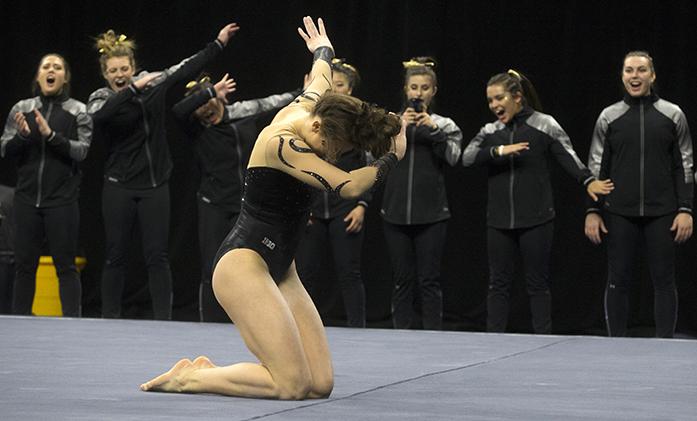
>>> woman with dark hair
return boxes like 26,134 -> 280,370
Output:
1,53 -> 91,317
380,57 -> 462,330
585,51 -> 693,338
295,57 -> 371,327
87,23 -> 239,320
172,73 -> 303,322
462,70 -> 612,334
139,17 -> 405,399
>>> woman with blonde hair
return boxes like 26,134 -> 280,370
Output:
87,23 -> 239,319
381,57 -> 463,330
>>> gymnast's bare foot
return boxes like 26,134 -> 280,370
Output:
140,358 -> 195,392
192,355 -> 217,369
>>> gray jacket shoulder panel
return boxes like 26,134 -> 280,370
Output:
527,111 -> 586,170
461,121 -> 504,167
87,88 -> 113,114
588,101 -> 630,177
431,113 -> 463,166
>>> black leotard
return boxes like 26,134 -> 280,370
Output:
213,166 -> 315,282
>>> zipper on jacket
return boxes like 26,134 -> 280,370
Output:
137,98 -> 157,188
230,125 -> 245,201
405,125 -> 416,224
639,102 -> 645,216
508,124 -> 516,229
36,102 -> 54,207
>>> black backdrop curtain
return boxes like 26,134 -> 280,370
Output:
1,0 -> 696,335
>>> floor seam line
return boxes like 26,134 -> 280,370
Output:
242,337 -> 577,420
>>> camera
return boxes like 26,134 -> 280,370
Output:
408,98 -> 424,113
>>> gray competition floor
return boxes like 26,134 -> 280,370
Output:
1,316 -> 696,420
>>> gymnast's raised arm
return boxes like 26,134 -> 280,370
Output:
296,16 -> 334,102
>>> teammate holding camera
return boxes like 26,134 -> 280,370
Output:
380,57 -> 463,330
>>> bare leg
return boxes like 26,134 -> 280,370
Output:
140,249 -> 315,399
278,261 -> 334,398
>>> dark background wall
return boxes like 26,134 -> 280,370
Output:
2,0 -> 696,335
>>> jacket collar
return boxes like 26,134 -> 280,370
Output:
39,89 -> 69,105
623,90 -> 659,106
507,105 -> 534,127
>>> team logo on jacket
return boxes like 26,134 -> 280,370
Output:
262,237 -> 276,250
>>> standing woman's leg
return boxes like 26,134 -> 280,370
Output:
198,199 -> 236,322
101,182 -> 138,318
486,227 -> 517,332
413,221 -> 447,330
644,214 -> 678,338
328,216 -> 365,327
44,202 -> 81,317
295,218 -> 329,302
519,220 -> 554,334
137,183 -> 173,320
383,222 -> 417,329
11,201 -> 44,315
141,250 -> 317,399
604,213 -> 640,337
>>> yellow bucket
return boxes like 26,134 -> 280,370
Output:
32,256 -> 87,316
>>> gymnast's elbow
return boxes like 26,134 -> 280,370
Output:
338,182 -> 366,200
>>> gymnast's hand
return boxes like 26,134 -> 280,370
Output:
671,212 -> 693,243
33,109 -> 52,138
14,112 -> 30,137
297,16 -> 333,54
217,23 -> 240,46
344,205 -> 365,233
499,142 -> 529,156
214,73 -> 236,104
584,213 -> 607,245
586,179 -> 614,202
133,72 -> 162,91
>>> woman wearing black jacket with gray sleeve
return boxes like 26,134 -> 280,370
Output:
1,53 -> 91,317
381,58 -> 463,330
172,73 -> 300,322
584,51 -> 693,338
87,23 -> 239,320
462,70 -> 612,334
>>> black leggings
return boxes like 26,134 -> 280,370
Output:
101,182 -> 172,320
198,199 -> 237,322
383,220 -> 447,330
12,201 -> 81,317
605,212 -> 677,338
296,215 -> 366,328
486,221 -> 554,334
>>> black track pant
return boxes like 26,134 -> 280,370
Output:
198,199 -> 237,322
384,220 -> 447,330
101,182 -> 172,320
12,201 -> 81,317
486,221 -> 553,334
296,215 -> 366,328
604,212 -> 677,338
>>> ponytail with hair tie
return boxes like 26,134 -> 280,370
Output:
487,69 -> 543,112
